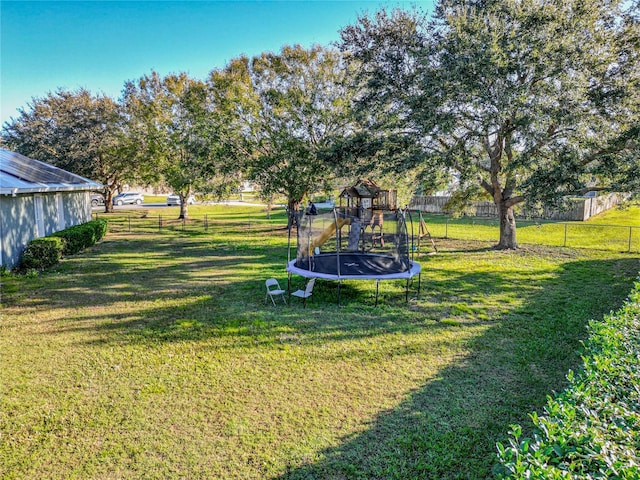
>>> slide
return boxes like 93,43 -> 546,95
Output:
312,218 -> 351,250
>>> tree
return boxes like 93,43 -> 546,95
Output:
1,89 -> 140,212
341,1 -> 640,249
231,45 -> 355,228
127,72 -> 241,219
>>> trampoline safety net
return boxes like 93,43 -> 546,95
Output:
290,207 -> 417,279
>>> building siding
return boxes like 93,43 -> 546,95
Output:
0,191 -> 92,269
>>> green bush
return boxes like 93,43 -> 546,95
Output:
52,219 -> 108,255
20,219 -> 108,270
495,279 -> 640,479
20,237 -> 65,270
93,218 -> 108,240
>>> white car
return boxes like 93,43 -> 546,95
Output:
113,192 -> 144,206
91,194 -> 105,206
167,194 -> 195,206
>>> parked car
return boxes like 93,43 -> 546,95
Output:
167,194 -> 195,206
113,192 -> 144,206
91,194 -> 105,207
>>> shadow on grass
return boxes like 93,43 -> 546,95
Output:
5,233 -> 289,311
5,233 -> 639,479
271,256 -> 640,479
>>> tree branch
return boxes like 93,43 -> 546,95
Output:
504,195 -> 525,208
479,177 -> 494,196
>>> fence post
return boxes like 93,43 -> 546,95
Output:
205,214 -> 208,232
445,217 -> 449,239
128,215 -> 131,233
159,215 -> 162,231
629,226 -> 633,253
564,223 -> 567,247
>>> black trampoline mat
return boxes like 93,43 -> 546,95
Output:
294,253 -> 409,276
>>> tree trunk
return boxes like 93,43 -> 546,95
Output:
497,201 -> 518,249
178,198 -> 189,220
104,190 -> 115,213
287,198 -> 301,230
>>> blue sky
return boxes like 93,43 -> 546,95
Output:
1,0 -> 433,125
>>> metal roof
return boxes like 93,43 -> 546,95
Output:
0,149 -> 102,195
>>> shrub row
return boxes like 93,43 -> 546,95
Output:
51,218 -> 108,255
495,278 -> 640,479
20,219 -> 108,270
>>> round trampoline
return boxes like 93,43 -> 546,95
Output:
287,253 -> 421,280
286,207 -> 421,305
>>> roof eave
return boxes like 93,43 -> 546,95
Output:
0,183 -> 103,196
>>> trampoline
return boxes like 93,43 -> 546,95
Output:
288,253 -> 420,280
286,207 -> 421,305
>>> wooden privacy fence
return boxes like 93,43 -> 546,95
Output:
409,193 -> 627,221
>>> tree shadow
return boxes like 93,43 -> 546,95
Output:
4,234 -> 287,310
5,233 -> 638,478
273,256 -> 640,479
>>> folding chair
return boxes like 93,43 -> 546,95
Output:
291,278 -> 316,308
265,278 -> 287,306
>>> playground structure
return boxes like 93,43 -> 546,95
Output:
287,180 -> 422,305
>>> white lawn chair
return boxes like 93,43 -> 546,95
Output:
265,278 -> 287,306
291,278 -> 316,308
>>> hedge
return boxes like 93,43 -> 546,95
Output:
19,219 -> 108,270
52,218 -> 108,255
20,237 -> 65,270
495,278 -> 640,478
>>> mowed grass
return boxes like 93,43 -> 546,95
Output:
415,204 -> 640,252
1,206 -> 639,479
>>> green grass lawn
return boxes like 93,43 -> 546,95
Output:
141,194 -> 167,204
415,204 -> 640,252
1,206 -> 639,479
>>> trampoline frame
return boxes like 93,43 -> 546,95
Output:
286,207 -> 422,306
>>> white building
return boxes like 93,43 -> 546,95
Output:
0,149 -> 102,269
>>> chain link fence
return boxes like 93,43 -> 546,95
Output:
92,211 -> 285,236
94,211 -> 640,253
411,215 -> 640,253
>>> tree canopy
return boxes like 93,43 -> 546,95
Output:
1,89 -> 140,211
341,0 -> 640,248
229,44 -> 355,226
3,1 -> 638,236
126,71 -> 242,218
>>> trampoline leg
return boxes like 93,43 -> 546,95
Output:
375,280 -> 380,307
405,278 -> 409,303
337,281 -> 341,306
418,272 -> 421,296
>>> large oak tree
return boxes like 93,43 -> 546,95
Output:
226,45 -> 355,228
1,89 -> 140,212
341,0 -> 640,249
126,72 -> 241,219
